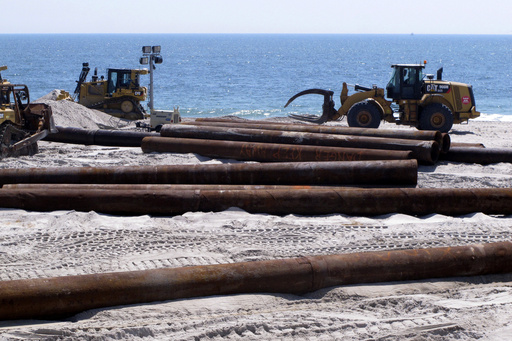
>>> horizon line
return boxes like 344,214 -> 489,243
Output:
1,32 -> 511,36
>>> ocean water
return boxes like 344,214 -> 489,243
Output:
0,34 -> 510,119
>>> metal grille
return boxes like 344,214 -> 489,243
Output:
454,86 -> 462,111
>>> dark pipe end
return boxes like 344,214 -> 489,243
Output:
440,133 -> 451,153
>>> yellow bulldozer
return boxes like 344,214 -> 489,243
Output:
0,66 -> 56,158
285,62 -> 480,133
74,63 -> 148,120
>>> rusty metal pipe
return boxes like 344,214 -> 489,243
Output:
160,124 -> 439,164
2,184 -> 359,191
44,126 -> 156,147
189,118 -> 446,147
440,133 -> 451,153
0,160 -> 418,186
440,147 -> 512,164
0,187 -> 510,216
141,136 -> 413,162
1,241 -> 511,320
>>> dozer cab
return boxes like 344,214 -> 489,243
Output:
74,63 -> 148,120
0,66 -> 56,158
285,62 -> 480,133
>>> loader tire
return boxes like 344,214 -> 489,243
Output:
347,101 -> 381,129
419,103 -> 453,133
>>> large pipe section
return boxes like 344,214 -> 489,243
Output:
1,241 -> 511,320
141,136 -> 413,162
0,187 -> 511,216
0,160 -> 418,186
2,184 -> 344,191
44,126 -> 156,147
189,118 -> 449,150
160,124 -> 439,164
441,146 -> 512,164
43,123 -> 450,155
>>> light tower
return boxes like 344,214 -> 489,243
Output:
137,45 -> 181,131
140,45 -> 163,113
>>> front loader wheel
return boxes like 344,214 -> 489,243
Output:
347,101 -> 381,129
419,103 -> 453,133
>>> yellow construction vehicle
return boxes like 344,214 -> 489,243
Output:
285,62 -> 480,133
0,66 -> 56,158
74,63 -> 148,120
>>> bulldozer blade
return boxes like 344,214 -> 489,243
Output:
9,130 -> 48,155
284,89 -> 338,124
0,123 -> 37,158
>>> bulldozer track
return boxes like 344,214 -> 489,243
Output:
88,96 -> 146,120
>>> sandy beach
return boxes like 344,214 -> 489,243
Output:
0,95 -> 511,340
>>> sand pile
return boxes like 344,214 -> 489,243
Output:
35,90 -> 135,129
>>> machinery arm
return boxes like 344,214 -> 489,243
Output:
73,63 -> 90,99
284,89 -> 338,124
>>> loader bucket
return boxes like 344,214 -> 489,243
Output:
284,88 -> 338,124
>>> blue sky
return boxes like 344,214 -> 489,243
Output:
2,0 -> 511,34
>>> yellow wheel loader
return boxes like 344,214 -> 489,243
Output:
74,63 -> 148,120
285,63 -> 480,133
0,66 -> 56,158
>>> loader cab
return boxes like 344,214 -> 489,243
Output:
1,84 -> 30,110
107,69 -> 135,95
386,64 -> 425,101
106,68 -> 148,97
